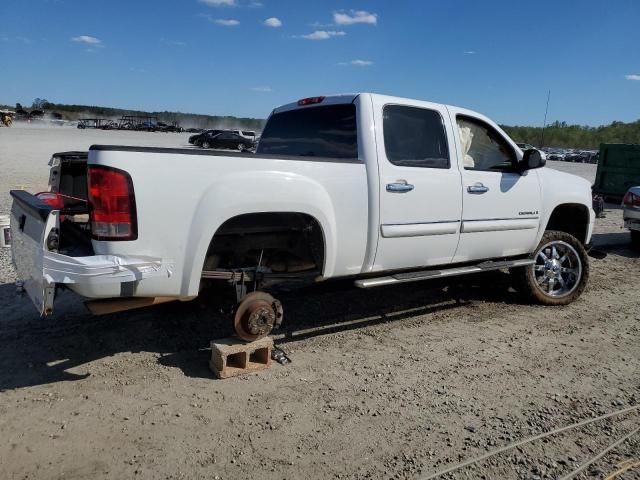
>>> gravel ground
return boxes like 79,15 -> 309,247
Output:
0,127 -> 638,480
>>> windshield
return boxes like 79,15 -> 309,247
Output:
257,104 -> 357,159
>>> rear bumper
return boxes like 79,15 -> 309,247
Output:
42,252 -> 171,299
624,206 -> 640,231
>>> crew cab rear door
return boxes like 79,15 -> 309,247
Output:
372,96 -> 462,271
447,108 -> 542,262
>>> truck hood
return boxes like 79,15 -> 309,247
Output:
539,166 -> 591,186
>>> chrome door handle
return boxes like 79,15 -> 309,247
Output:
386,182 -> 414,193
467,183 -> 489,194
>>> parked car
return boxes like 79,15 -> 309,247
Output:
623,186 -> 640,248
188,129 -> 224,145
235,130 -> 257,142
10,93 -> 595,341
156,122 -> 183,133
547,152 -> 565,161
199,131 -> 254,151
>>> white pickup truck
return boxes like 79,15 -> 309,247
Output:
11,93 -> 595,340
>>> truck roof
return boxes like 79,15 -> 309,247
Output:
272,92 -> 490,124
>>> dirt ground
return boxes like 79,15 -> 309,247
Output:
0,126 -> 639,480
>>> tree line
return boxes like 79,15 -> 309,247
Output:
502,120 -> 640,150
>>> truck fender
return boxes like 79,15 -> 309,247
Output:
536,169 -> 595,246
180,170 -> 337,297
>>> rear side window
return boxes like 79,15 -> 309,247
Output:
257,104 -> 357,159
383,105 -> 450,169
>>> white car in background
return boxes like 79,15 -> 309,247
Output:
547,152 -> 566,161
232,130 -> 257,142
623,186 -> 640,248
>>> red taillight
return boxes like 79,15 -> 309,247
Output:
36,192 -> 65,209
297,96 -> 325,106
623,191 -> 640,208
88,165 -> 137,241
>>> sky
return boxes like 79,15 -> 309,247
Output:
0,0 -> 639,126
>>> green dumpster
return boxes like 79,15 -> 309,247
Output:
593,143 -> 640,201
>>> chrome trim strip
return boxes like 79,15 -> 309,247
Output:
463,217 -> 539,222
381,221 -> 460,238
461,218 -> 539,233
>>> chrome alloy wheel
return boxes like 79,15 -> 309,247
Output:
533,240 -> 582,298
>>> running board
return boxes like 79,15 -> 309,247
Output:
354,259 -> 535,289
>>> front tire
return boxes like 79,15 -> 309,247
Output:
202,141 -> 210,149
631,230 -> 640,249
517,230 -> 589,305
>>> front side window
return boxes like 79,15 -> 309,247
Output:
383,105 -> 450,169
257,104 -> 357,159
457,116 -> 516,171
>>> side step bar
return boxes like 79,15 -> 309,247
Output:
354,259 -> 535,289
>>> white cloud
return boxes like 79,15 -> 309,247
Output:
251,86 -> 272,92
625,74 -> 640,81
264,17 -> 282,27
333,10 -> 377,26
214,19 -> 240,26
351,59 -> 373,66
463,50 -> 476,55
301,30 -> 346,40
199,0 -> 236,6
72,35 -> 101,45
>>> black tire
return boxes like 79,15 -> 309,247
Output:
514,230 -> 589,306
202,141 -> 210,149
237,143 -> 244,152
631,230 -> 640,250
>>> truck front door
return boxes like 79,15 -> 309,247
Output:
372,98 -> 462,271
449,110 -> 542,262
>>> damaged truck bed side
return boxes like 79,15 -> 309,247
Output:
11,93 -> 595,339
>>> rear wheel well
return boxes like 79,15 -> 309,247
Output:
203,212 -> 325,275
545,204 -> 590,244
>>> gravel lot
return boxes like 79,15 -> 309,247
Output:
0,126 -> 638,480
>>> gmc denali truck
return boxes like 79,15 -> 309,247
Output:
11,93 -> 595,341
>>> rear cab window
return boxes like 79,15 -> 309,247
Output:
382,105 -> 450,168
257,104 -> 358,159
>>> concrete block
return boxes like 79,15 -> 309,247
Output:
209,336 -> 273,379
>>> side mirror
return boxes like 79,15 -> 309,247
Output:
521,149 -> 546,170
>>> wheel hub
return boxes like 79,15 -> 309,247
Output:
245,302 -> 276,336
544,259 -> 562,279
